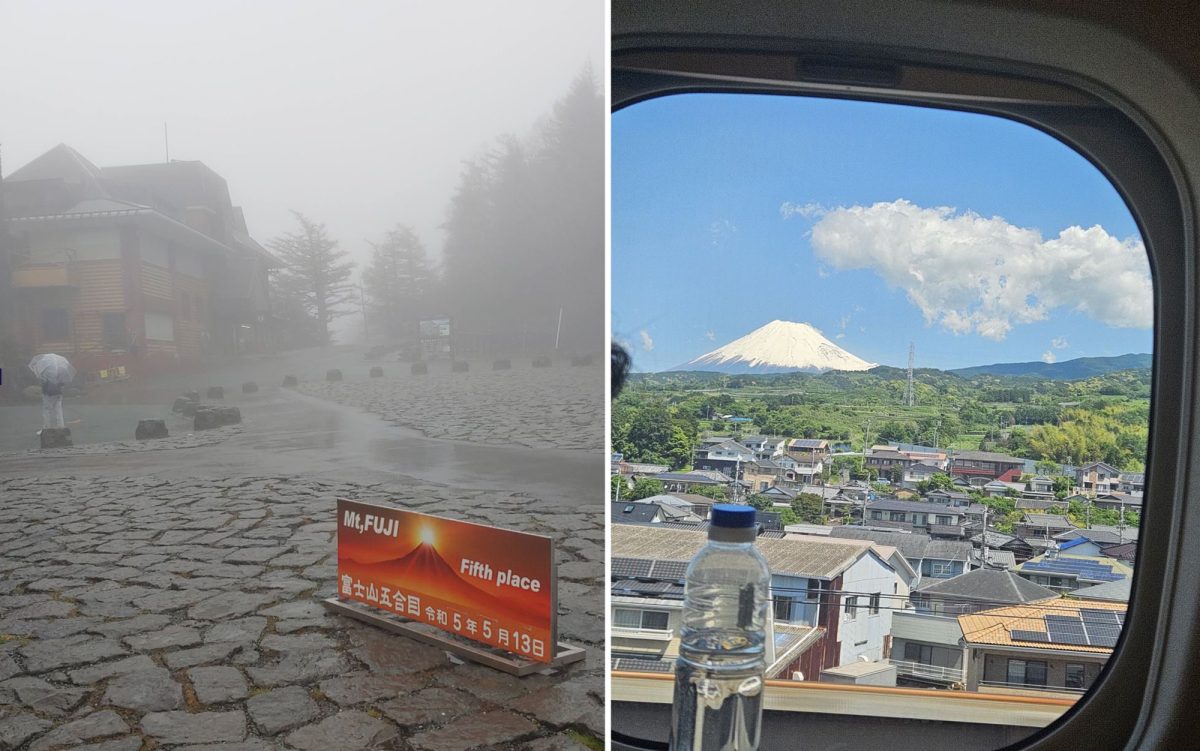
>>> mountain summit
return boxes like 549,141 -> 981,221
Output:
675,320 -> 875,373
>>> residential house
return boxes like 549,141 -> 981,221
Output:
785,439 -> 830,482
1,144 -> 277,376
743,459 -> 800,494
692,439 -> 756,478
1070,578 -> 1132,603
1091,492 -> 1143,514
1016,514 -> 1075,540
1118,472 -> 1145,497
926,489 -> 974,508
983,480 -> 1027,498
1016,497 -> 1061,513
827,527 -> 973,582
901,462 -> 945,488
948,450 -> 1026,485
864,447 -> 917,478
1028,476 -> 1056,495
1099,542 -> 1138,563
890,569 -> 1056,688
1015,551 -> 1133,593
633,494 -> 709,522
740,435 -> 788,461
611,502 -> 667,524
862,498 -> 966,531
611,524 -> 903,678
970,531 -> 1035,564
958,600 -> 1125,694
1075,462 -> 1123,496
653,470 -> 743,496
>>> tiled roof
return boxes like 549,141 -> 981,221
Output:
958,599 -> 1125,654
916,568 -> 1057,603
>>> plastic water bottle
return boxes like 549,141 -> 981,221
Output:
670,504 -> 770,751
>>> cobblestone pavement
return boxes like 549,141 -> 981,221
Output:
0,475 -> 604,751
3,427 -> 243,459
297,363 -> 602,451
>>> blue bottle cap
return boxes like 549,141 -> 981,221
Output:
710,504 -> 757,528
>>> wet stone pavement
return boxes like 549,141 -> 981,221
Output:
0,475 -> 604,750
297,364 -> 602,451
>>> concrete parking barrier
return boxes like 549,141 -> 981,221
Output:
216,407 -> 242,425
283,375 -> 298,387
242,381 -> 258,393
136,419 -> 168,440
326,369 -> 343,382
369,366 -> 384,377
206,386 -> 224,399
571,354 -> 594,366
172,396 -> 193,413
185,390 -> 200,402
492,359 -> 511,371
182,401 -> 200,417
194,408 -> 221,430
411,362 -> 428,375
39,428 -> 72,449
452,361 -> 469,373
532,356 -> 552,368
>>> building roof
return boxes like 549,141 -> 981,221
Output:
788,438 -> 828,449
1100,542 -> 1138,562
611,502 -> 661,524
951,451 -> 1026,464
916,568 -> 1058,604
906,463 -> 943,476
958,599 -> 1125,654
827,527 -> 971,564
970,531 -> 1020,548
1069,578 -> 1132,603
970,548 -> 1018,569
867,498 -> 965,515
654,470 -> 734,485
1095,492 -> 1143,507
1078,461 -> 1121,474
611,524 -> 874,579
1016,553 -> 1133,584
1021,514 -> 1074,528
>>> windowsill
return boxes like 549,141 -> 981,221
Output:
612,627 -> 674,641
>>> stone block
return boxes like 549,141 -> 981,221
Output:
185,390 -> 200,402
369,366 -> 384,378
451,361 -> 469,373
172,396 -> 193,413
242,382 -> 258,393
40,428 -> 72,449
282,375 -> 298,387
194,408 -> 222,431
325,369 -> 343,382
532,356 -> 552,368
492,359 -> 511,371
217,407 -> 242,426
182,401 -> 200,417
411,362 -> 428,375
135,419 -> 168,440
571,354 -> 594,366
206,386 -> 224,399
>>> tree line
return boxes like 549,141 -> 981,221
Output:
267,66 -> 601,352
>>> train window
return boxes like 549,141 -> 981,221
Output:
610,88 -> 1153,749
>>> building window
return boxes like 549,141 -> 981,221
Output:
869,593 -> 880,614
774,596 -> 794,622
930,561 -> 952,576
1065,663 -> 1087,689
937,515 -> 953,525
613,607 -> 671,631
871,511 -> 883,520
41,308 -> 69,341
1007,658 -> 1048,686
845,596 -> 859,619
904,642 -> 933,664
102,313 -> 126,349
890,511 -> 907,521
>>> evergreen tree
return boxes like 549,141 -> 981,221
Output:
363,225 -> 433,339
268,212 -> 354,343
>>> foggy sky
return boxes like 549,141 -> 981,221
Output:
0,0 -> 603,275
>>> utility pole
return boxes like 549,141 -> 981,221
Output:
904,342 -> 916,407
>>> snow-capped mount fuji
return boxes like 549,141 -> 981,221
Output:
675,320 -> 876,374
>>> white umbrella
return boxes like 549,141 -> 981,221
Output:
28,353 -> 76,386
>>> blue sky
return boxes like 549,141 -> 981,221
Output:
612,94 -> 1153,372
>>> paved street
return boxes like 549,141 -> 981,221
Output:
0,349 -> 604,751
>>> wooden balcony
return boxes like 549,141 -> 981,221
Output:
11,263 -> 77,288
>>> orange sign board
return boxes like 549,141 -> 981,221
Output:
336,499 -> 556,662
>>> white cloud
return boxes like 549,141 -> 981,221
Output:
780,201 -> 825,219
704,330 -> 716,341
1051,336 -> 1069,350
1042,350 -> 1057,363
816,265 -> 830,279
836,333 -> 845,340
839,314 -> 851,331
639,330 -> 654,352
806,199 -> 1151,340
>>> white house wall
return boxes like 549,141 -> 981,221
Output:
838,554 -> 897,666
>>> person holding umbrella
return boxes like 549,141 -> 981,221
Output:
28,353 -> 75,430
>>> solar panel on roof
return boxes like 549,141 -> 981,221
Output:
1011,630 -> 1050,642
1080,609 -> 1120,625
1116,612 -> 1126,626
650,560 -> 689,580
611,558 -> 653,578
1045,615 -> 1089,646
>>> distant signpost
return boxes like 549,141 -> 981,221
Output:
324,499 -> 583,674
418,317 -> 453,360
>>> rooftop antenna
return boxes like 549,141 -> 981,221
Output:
904,342 -> 916,407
